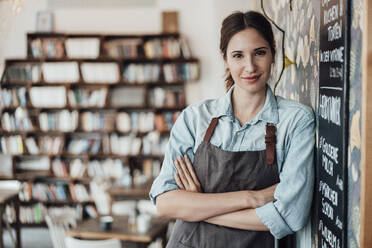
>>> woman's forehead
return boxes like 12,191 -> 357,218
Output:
227,28 -> 270,51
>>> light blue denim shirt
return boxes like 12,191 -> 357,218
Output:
149,85 -> 315,239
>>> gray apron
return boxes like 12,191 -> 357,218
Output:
166,117 -> 280,248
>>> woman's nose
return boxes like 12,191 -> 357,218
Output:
243,57 -> 256,73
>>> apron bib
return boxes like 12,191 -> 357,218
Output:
167,117 -> 280,248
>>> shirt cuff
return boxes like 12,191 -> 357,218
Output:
255,202 -> 293,239
149,183 -> 179,205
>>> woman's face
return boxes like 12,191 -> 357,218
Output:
225,28 -> 274,96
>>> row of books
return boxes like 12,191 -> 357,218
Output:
80,111 -> 116,132
122,62 -> 199,83
5,63 -> 40,82
0,111 -> 178,136
0,135 -> 24,155
18,85 -> 184,109
0,135 -> 62,156
0,87 -> 27,108
30,37 -> 100,59
52,158 -> 130,182
66,136 -> 101,154
63,131 -> 168,156
0,129 -> 170,157
68,87 -> 107,108
39,110 -> 79,132
4,61 -> 198,84
1,108 -> 34,131
155,111 -> 180,132
5,203 -> 83,224
109,132 -> 168,156
122,63 -> 161,83
29,38 -> 65,59
143,38 -> 182,59
25,136 -> 64,155
29,36 -> 192,59
133,158 -> 161,185
116,112 -> 154,133
116,111 -> 179,133
20,181 -> 91,202
149,87 -> 185,107
104,38 -> 142,59
163,63 -> 199,82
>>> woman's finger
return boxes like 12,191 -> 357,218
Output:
174,159 -> 189,189
184,154 -> 201,187
177,156 -> 195,187
174,173 -> 185,190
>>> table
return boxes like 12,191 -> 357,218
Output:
66,215 -> 169,248
0,189 -> 21,248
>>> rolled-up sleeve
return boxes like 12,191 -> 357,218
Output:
149,109 -> 196,205
255,112 -> 315,239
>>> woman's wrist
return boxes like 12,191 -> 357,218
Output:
245,187 -> 275,209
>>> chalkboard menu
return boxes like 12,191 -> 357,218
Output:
318,0 -> 349,247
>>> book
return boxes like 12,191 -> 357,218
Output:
42,62 -> 80,83
104,38 -> 143,59
30,86 -> 66,108
65,38 -> 100,59
81,62 -> 120,83
25,137 -> 40,154
110,87 -> 145,107
16,156 -> 50,171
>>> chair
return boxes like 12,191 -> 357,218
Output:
45,211 -> 77,248
65,236 -> 121,248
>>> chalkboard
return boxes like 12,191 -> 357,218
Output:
317,0 -> 349,247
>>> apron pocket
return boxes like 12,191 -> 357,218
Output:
177,241 -> 195,248
178,222 -> 200,248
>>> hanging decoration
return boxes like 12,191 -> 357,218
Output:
260,0 -> 293,94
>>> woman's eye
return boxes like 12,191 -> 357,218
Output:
233,54 -> 243,58
255,50 -> 267,56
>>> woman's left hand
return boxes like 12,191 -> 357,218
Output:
174,155 -> 203,193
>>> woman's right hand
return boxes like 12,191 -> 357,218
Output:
173,154 -> 203,193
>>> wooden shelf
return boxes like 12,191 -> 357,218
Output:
5,57 -> 199,64
1,105 -> 185,112
1,81 -> 187,87
20,199 -> 94,206
108,181 -> 153,200
17,222 -> 47,228
0,31 -> 197,217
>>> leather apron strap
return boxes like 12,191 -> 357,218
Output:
203,117 -> 219,142
203,118 -> 276,165
265,124 -> 276,165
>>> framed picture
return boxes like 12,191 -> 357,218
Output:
36,11 -> 54,32
162,11 -> 179,33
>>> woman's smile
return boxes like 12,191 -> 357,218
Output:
241,74 -> 261,83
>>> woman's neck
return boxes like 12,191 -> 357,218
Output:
231,86 -> 267,125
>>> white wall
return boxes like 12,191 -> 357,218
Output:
0,0 -> 255,104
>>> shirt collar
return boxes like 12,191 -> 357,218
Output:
213,84 -> 279,125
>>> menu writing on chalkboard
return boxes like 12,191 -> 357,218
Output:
318,0 -> 349,247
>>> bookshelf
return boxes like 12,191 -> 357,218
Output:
0,32 -> 200,226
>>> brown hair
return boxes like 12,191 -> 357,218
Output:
220,11 -> 276,91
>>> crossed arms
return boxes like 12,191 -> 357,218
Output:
156,154 -> 277,231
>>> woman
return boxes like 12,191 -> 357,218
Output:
150,10 -> 314,247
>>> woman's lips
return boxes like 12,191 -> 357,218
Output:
241,74 -> 261,83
